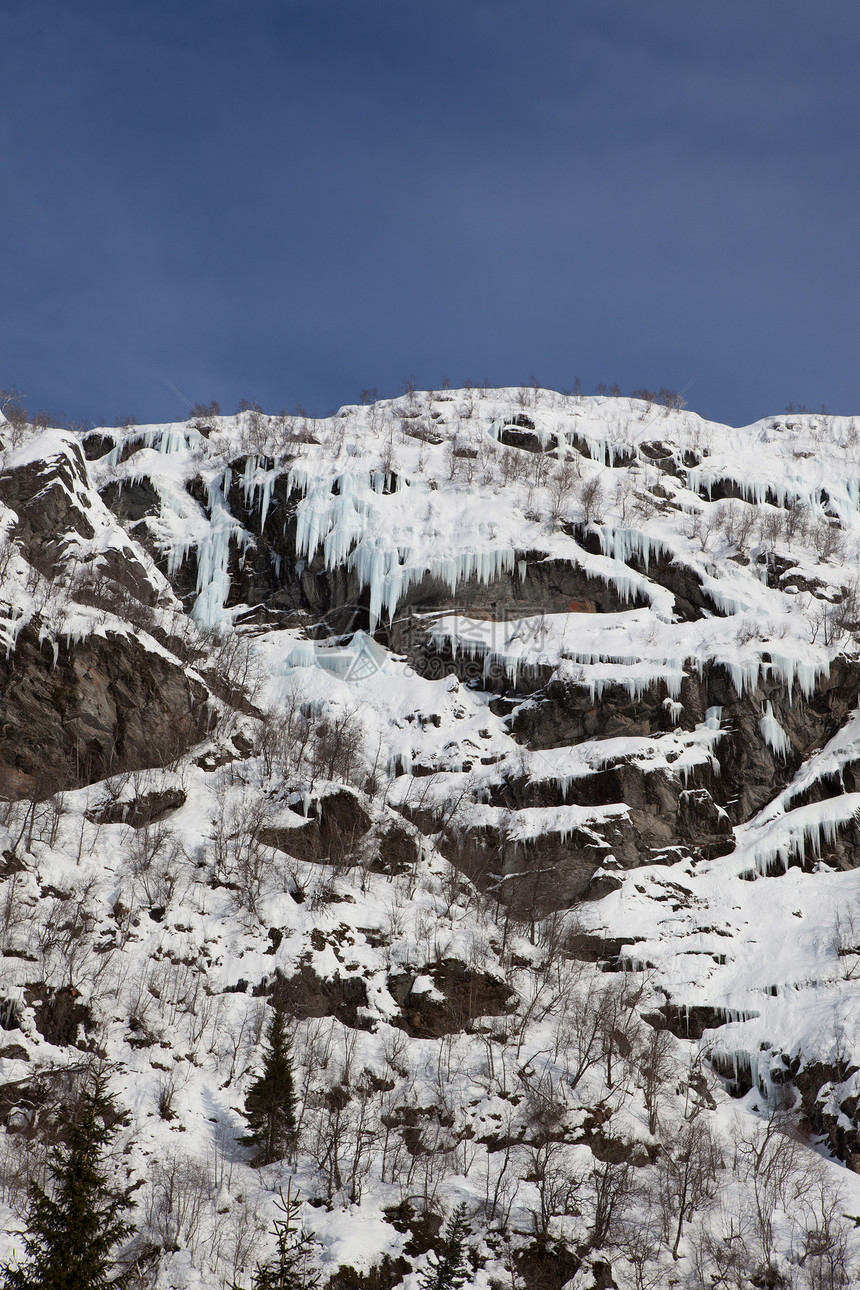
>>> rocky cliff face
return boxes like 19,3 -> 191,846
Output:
0,433 -> 214,796
3,392 -> 860,1289
76,401 -> 860,882
0,623 -> 211,798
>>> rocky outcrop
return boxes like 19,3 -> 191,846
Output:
435,817 -> 629,916
16,412 -> 860,893
511,658 -> 860,827
260,793 -> 420,874
25,983 -> 94,1049
269,962 -> 371,1029
388,959 -> 514,1037
259,790 -> 372,865
0,439 -> 159,609
0,625 -> 211,798
92,788 -> 188,828
0,439 -> 94,578
786,1059 -> 860,1171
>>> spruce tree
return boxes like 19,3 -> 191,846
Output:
419,1204 -> 471,1290
3,1072 -> 134,1290
240,1005 -> 297,1164
231,1180 -> 319,1290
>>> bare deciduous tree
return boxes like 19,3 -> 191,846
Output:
580,476 -> 605,526
525,1142 -> 582,1241
586,1160 -> 635,1251
655,1114 -> 721,1259
734,1111 -> 817,1277
640,1026 -> 676,1136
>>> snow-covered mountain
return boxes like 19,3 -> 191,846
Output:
2,387 -> 860,1288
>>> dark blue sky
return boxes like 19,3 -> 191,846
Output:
3,0 -> 859,427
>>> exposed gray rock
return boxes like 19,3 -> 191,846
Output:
0,625 -> 211,798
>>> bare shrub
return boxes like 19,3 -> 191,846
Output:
0,388 -> 28,447
0,531 -> 21,581
759,506 -> 787,554
311,704 -> 365,786
0,1132 -> 50,1217
380,428 -> 399,478
189,400 -> 221,420
499,447 -> 527,487
157,1072 -> 179,1122
479,1140 -> 520,1227
658,387 -> 686,412
547,460 -> 580,525
548,973 -> 639,1091
201,630 -> 261,707
580,476 -> 605,526
714,500 -> 757,559
811,517 -> 843,563
630,388 -> 656,411
794,1174 -> 852,1289
145,1154 -> 213,1262
222,1201 -> 270,1288
212,795 -> 278,916
128,823 -> 186,908
832,896 -> 860,979
524,448 -> 549,492
687,506 -> 715,553
585,1160 -> 635,1251
37,879 -> 101,980
784,498 -> 812,549
689,1210 -> 755,1290
617,1220 -> 669,1290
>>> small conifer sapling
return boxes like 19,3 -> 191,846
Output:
2,1071 -> 135,1290
241,1005 -> 297,1165
230,1179 -> 319,1290
419,1203 -> 471,1290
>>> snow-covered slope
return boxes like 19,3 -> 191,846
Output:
2,388 -> 860,1288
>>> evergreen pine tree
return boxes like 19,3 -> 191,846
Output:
419,1204 -> 471,1290
3,1072 -> 135,1290
240,1006 -> 297,1165
231,1180 -> 319,1290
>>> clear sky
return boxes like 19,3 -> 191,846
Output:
3,0 -> 859,428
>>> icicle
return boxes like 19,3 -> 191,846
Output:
598,527 -> 671,572
158,425 -> 189,455
759,702 -> 790,759
191,470 -> 251,627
